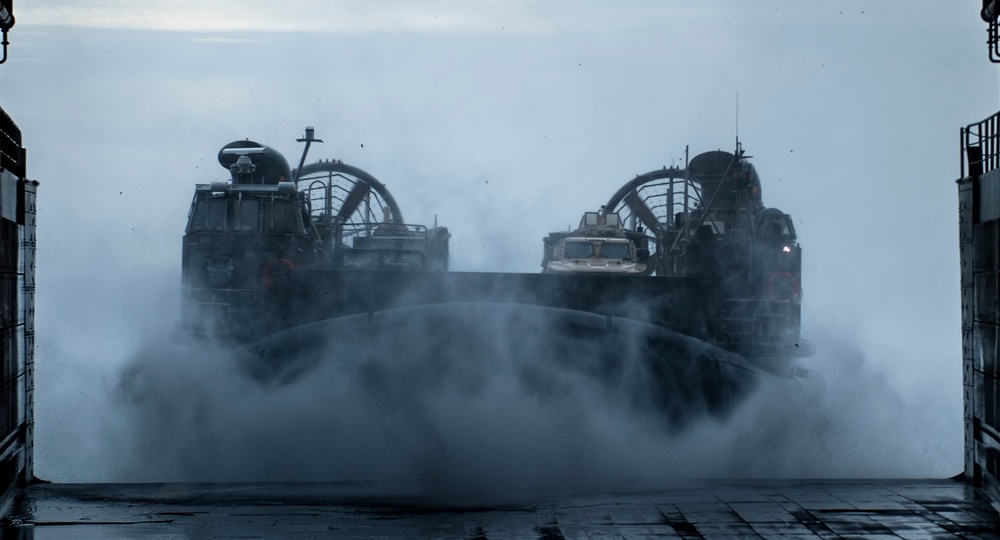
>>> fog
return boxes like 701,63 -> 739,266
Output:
40,304 -> 952,504
0,1 -> 991,492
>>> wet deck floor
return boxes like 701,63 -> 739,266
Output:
2,479 -> 998,539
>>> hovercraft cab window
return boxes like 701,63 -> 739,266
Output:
265,200 -> 302,233
189,198 -> 228,231
188,195 -> 261,232
235,198 -> 260,231
759,214 -> 793,236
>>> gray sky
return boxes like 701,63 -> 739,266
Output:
0,1 -> 994,480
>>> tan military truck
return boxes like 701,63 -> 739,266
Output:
542,208 -> 652,275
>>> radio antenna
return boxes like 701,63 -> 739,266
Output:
736,91 -> 740,148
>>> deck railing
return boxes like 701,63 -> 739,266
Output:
961,110 -> 1000,179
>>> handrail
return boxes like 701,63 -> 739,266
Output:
991,19 -> 1000,63
0,29 -> 8,64
961,110 -> 1000,178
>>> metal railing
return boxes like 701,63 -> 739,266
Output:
0,106 -> 22,179
962,110 -> 1000,178
990,17 -> 1000,63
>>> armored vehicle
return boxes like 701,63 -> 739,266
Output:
542,208 -> 651,274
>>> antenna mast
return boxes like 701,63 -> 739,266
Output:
736,91 -> 740,149
293,126 -> 323,183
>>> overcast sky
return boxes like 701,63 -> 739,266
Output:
0,1 -> 995,481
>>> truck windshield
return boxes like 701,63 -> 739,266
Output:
564,241 -> 594,259
600,242 -> 631,260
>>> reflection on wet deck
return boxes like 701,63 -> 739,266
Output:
3,479 -> 998,538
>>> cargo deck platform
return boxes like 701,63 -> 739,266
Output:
3,479 -> 998,538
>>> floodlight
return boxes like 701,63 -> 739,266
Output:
0,1 -> 12,32
984,0 -> 1000,22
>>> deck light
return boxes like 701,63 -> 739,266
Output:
984,0 -> 1000,22
0,1 -> 13,32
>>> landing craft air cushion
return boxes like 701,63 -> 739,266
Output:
600,143 -> 807,360
179,129 -> 810,368
180,129 -> 450,339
